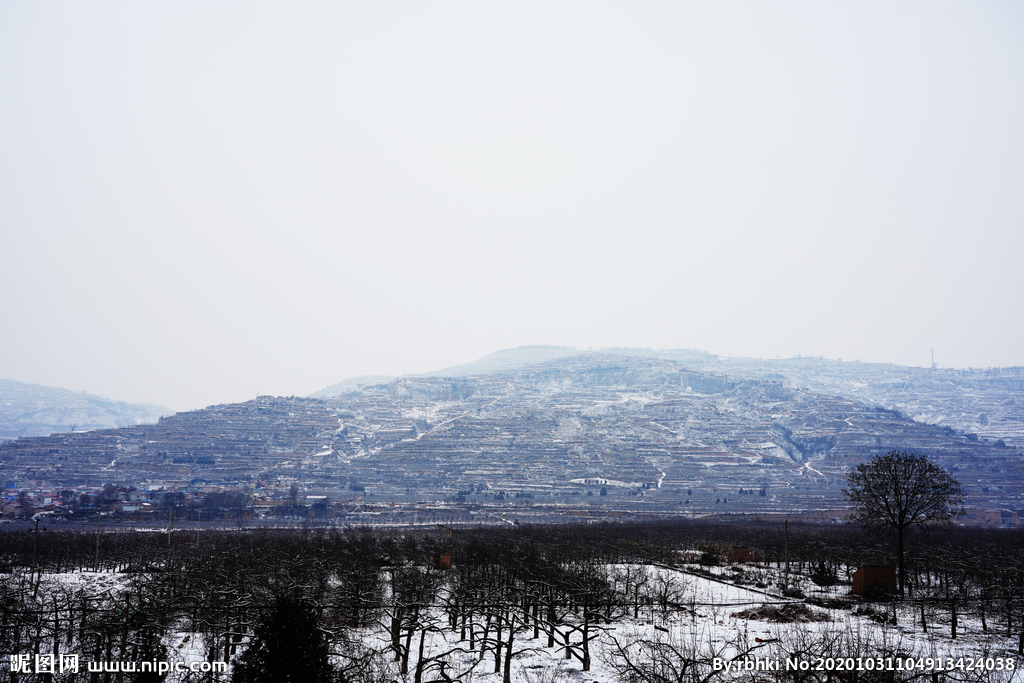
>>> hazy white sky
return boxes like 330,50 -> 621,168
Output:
2,1 -> 1022,412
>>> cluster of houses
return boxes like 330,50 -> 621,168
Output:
1,478 -> 336,521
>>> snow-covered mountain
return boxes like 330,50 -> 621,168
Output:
0,379 -> 172,441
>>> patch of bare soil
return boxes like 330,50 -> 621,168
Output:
730,603 -> 832,623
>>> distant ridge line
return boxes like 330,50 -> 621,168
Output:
310,345 -> 721,398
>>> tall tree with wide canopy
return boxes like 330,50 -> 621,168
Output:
233,594 -> 334,683
843,450 -> 964,597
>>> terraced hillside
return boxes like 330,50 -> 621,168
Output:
2,354 -> 1021,521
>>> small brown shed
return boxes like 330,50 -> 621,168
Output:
852,566 -> 896,596
429,553 -> 452,570
728,547 -> 752,563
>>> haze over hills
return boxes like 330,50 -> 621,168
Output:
310,345 -> 586,397
2,350 -> 1022,524
0,379 -> 172,442
315,346 -> 1024,449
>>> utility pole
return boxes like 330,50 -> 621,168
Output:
94,510 -> 102,572
31,514 -> 40,575
784,519 -> 789,589
31,514 -> 41,598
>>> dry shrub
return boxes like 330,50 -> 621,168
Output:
730,603 -> 831,623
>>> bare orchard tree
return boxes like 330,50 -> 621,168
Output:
843,450 -> 964,598
603,623 -> 734,683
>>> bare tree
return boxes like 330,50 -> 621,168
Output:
843,450 -> 964,597
603,624 -> 733,683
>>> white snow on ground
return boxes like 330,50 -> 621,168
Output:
8,559 -> 1023,682
568,478 -> 636,488
333,563 -> 1023,682
801,462 -> 826,477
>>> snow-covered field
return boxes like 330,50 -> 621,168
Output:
367,563 -> 1022,682
4,555 -> 1022,683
